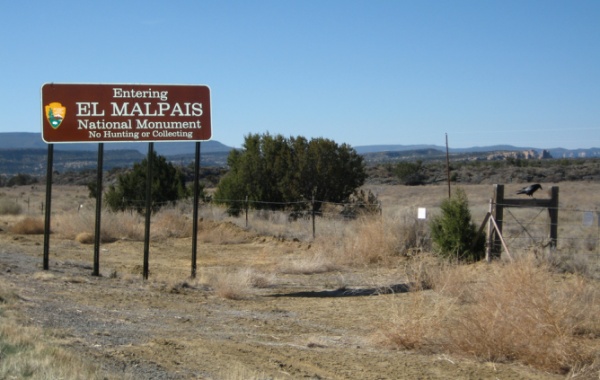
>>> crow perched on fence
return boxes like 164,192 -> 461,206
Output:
516,184 -> 543,197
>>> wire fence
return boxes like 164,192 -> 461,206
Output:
6,191 -> 599,264
104,196 -> 382,221
491,202 -> 600,267
164,197 -> 600,260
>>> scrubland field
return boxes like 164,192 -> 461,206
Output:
1,182 -> 599,379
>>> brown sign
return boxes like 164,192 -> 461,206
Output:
41,83 -> 211,143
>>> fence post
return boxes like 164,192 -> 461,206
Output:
492,183 -> 559,257
492,184 -> 505,257
486,199 -> 493,262
245,195 -> 249,228
548,186 -> 559,249
312,196 -> 316,239
597,211 -> 600,255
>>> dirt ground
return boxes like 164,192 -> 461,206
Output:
0,217 -> 565,380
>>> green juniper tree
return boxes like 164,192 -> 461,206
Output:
104,151 -> 190,213
214,133 -> 367,216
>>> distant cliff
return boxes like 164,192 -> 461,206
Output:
485,149 -> 552,161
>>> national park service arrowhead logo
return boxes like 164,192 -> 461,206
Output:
45,102 -> 66,129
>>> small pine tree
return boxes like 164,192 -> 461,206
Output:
429,188 -> 485,262
104,152 -> 190,213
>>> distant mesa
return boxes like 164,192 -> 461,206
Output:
0,132 -> 599,159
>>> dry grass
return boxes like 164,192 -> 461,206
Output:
203,268 -> 274,300
306,215 -> 415,268
219,362 -> 286,380
53,207 -> 194,243
75,231 -> 95,244
150,207 -> 193,239
0,197 -> 22,215
197,220 -> 254,245
2,183 -> 600,377
0,279 -> 128,380
10,217 -> 45,234
382,257 -> 600,375
278,249 -> 341,275
53,209 -> 136,241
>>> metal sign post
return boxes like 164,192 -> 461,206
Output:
43,144 -> 54,270
191,142 -> 202,278
92,143 -> 104,276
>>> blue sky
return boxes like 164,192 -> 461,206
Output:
2,1 -> 599,149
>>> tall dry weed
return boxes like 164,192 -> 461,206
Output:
396,215 -> 430,255
10,217 -> 45,234
0,198 -> 22,215
380,291 -> 454,350
150,207 -> 193,239
402,253 -> 444,291
312,214 -> 430,267
204,268 -> 272,300
278,248 -> 341,275
311,217 -> 398,267
443,259 -> 600,373
197,220 -> 253,245
53,209 -> 143,242
383,258 -> 600,374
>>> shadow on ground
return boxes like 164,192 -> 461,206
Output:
272,283 -> 412,298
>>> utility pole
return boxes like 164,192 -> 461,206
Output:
445,133 -> 451,198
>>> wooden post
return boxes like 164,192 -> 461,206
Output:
245,195 -> 249,228
492,184 -> 505,257
445,133 -> 451,198
486,199 -> 493,262
548,186 -> 559,248
597,212 -> 600,256
312,195 -> 316,239
491,184 -> 559,257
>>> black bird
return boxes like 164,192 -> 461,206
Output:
516,184 -> 543,197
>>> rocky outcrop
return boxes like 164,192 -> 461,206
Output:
486,149 -> 552,161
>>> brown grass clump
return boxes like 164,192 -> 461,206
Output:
446,260 -> 600,373
205,268 -> 272,300
75,232 -> 95,244
278,249 -> 341,275
0,198 -> 22,215
343,217 -> 398,264
11,217 -> 45,234
150,207 -> 193,239
310,216 -> 399,267
383,258 -> 600,374
197,220 -> 254,245
54,210 -> 125,243
395,215 -> 430,256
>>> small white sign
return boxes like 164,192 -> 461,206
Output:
583,211 -> 594,227
418,208 -> 427,220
